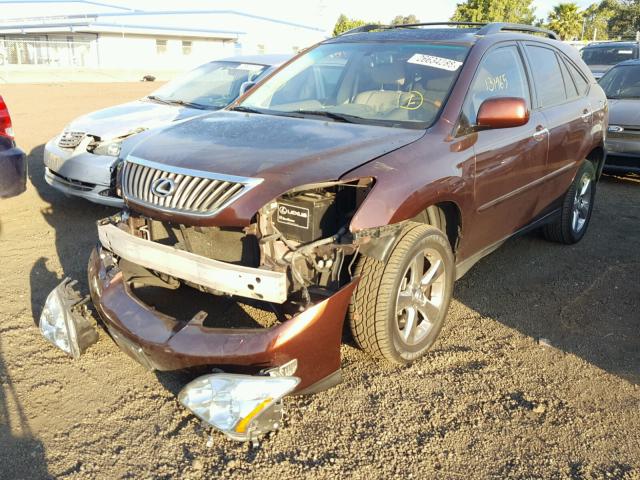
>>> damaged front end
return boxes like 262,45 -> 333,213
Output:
39,175 -> 388,441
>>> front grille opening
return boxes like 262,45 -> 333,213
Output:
48,169 -> 96,191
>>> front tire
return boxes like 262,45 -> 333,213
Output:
348,223 -> 454,364
543,161 -> 596,244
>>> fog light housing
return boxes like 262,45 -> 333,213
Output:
178,373 -> 300,442
39,278 -> 99,359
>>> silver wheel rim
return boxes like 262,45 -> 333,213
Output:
395,248 -> 446,346
572,173 -> 593,233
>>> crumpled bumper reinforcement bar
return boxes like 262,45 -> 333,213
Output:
97,223 -> 288,303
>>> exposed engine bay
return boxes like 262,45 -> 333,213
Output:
104,178 -> 377,313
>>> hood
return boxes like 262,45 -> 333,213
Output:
66,100 -> 209,140
128,111 -> 425,188
608,99 -> 640,126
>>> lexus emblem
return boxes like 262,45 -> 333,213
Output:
151,177 -> 176,197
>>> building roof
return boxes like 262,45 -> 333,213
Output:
0,1 -> 325,39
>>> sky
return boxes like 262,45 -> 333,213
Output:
2,0 -> 597,30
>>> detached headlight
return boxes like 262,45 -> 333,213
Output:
92,140 -> 122,157
40,278 -> 99,359
608,125 -> 624,133
178,373 -> 300,442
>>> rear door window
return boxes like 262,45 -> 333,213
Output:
461,45 -> 531,126
525,45 -> 567,108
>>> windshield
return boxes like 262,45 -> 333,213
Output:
598,64 -> 640,99
150,61 -> 269,109
239,42 -> 469,128
581,45 -> 638,66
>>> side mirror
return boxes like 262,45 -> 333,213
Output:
476,97 -> 529,129
239,81 -> 256,96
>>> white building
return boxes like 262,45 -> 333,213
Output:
0,1 -> 328,75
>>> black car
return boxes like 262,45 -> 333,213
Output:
581,41 -> 640,80
0,95 -> 27,198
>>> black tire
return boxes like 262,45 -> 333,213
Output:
543,161 -> 597,244
348,223 -> 455,364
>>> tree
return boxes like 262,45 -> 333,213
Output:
333,14 -> 368,36
391,14 -> 420,25
451,0 -> 536,24
606,0 -> 640,39
581,2 -> 614,40
546,3 -> 584,40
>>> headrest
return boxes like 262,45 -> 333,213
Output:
371,62 -> 405,86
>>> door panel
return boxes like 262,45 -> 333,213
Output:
458,44 -> 549,252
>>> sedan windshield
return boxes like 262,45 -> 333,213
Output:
581,46 -> 638,66
238,42 -> 469,128
149,61 -> 269,109
599,64 -> 640,99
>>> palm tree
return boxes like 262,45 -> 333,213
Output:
547,3 -> 584,40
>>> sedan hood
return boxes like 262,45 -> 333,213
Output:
609,99 -> 640,126
128,111 -> 424,188
66,100 -> 209,140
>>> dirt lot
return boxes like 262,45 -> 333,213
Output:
0,83 -> 639,479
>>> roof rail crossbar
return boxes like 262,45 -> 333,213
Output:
393,22 -> 488,28
341,24 -> 388,35
477,23 -> 559,40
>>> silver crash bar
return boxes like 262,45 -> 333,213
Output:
97,223 -> 288,303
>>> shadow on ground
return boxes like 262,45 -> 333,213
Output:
454,175 -> 640,385
27,144 -> 116,324
0,334 -> 51,479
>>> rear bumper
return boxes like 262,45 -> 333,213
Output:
0,146 -> 27,198
88,245 -> 357,393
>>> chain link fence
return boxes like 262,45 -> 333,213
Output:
0,38 -> 98,67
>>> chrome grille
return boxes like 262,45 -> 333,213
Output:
57,131 -> 85,149
121,157 -> 261,216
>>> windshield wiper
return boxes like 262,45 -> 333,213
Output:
164,99 -> 209,110
146,95 -> 171,105
229,105 -> 264,114
285,109 -> 364,123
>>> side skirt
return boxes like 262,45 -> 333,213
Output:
455,207 -> 561,281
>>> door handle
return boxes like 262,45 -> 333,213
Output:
533,126 -> 548,142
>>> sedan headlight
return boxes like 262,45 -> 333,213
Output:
92,140 -> 122,157
40,278 -> 99,358
178,373 -> 300,442
608,125 -> 624,133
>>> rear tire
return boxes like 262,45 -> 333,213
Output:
543,161 -> 596,244
348,223 -> 454,364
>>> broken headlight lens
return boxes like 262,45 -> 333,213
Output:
92,140 -> 122,157
178,373 -> 299,441
39,279 -> 99,359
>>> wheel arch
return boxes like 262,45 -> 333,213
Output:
586,145 -> 606,180
356,201 -> 463,263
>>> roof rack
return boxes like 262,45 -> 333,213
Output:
338,21 -> 559,41
475,23 -> 559,40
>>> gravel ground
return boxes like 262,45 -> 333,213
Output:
0,83 -> 639,480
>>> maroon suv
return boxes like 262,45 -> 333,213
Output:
40,23 -> 607,442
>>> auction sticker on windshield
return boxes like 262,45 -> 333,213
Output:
408,54 -> 463,71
